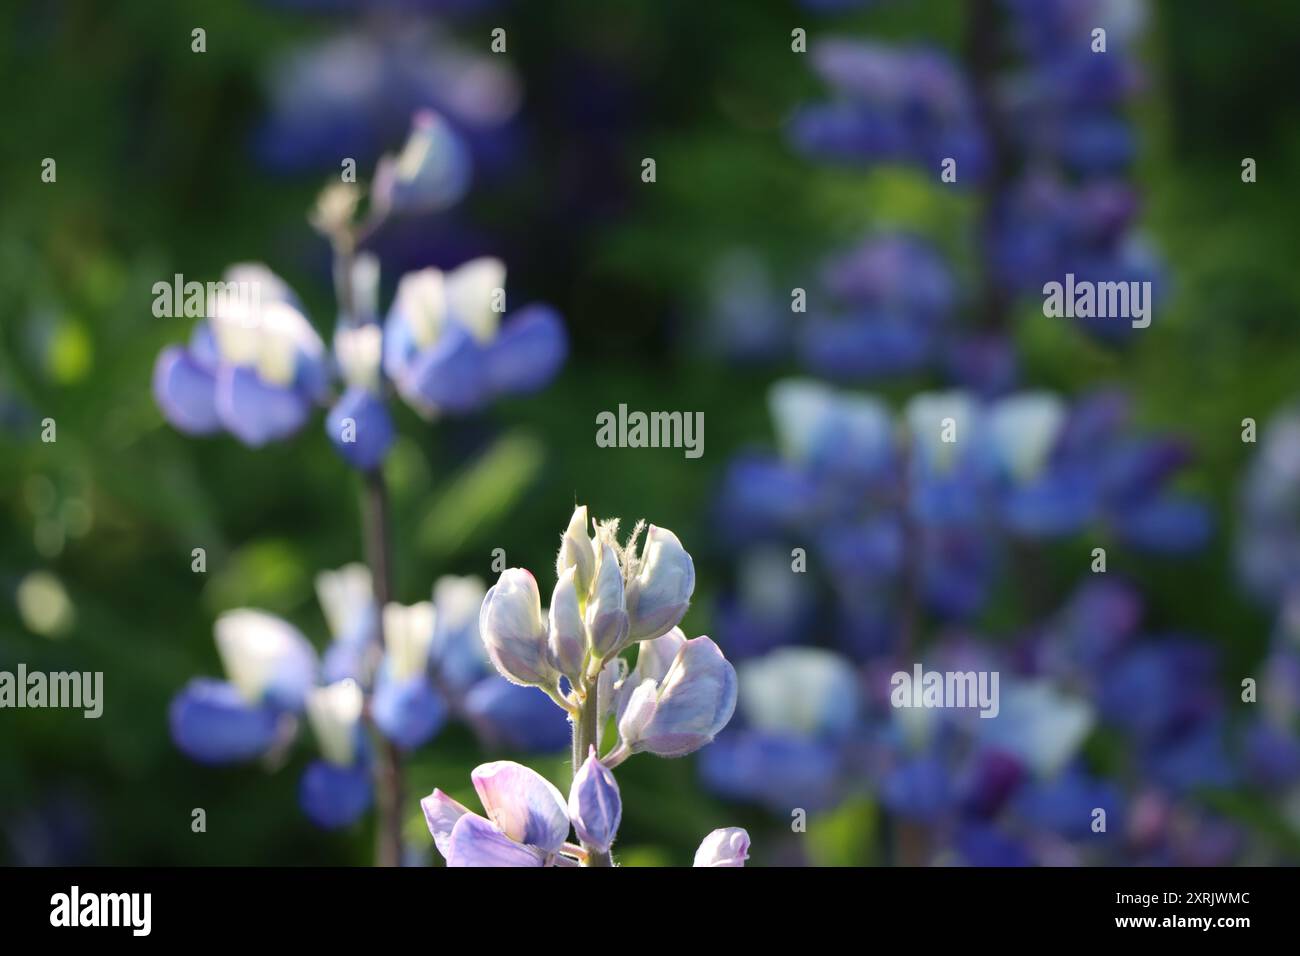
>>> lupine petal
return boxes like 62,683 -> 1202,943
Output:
484,304 -> 567,396
568,747 -> 622,854
421,789 -> 474,860
299,759 -> 373,829
470,760 -> 570,853
555,504 -> 596,597
547,566 -> 587,683
153,346 -> 221,435
693,827 -> 750,867
326,385 -> 395,471
624,636 -> 738,758
626,525 -> 695,643
215,364 -> 314,447
446,813 -> 547,867
372,110 -> 473,216
399,322 -> 488,415
372,673 -> 448,751
168,678 -> 281,764
585,543 -> 629,658
479,569 -> 555,687
463,677 -> 572,753
214,609 -> 319,712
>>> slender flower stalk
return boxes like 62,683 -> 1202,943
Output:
331,216 -> 404,868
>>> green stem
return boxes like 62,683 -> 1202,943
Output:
572,681 -> 613,867
362,468 -> 405,869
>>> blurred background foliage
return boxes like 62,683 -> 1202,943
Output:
1,0 -> 1299,865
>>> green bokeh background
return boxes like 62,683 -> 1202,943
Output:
1,0 -> 1299,864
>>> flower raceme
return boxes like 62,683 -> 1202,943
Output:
428,507 -> 748,865
152,110 -> 567,471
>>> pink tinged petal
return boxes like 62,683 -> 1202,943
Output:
693,827 -> 750,867
628,636 -> 738,758
446,814 -> 547,867
470,760 -> 570,853
421,789 -> 474,860
585,543 -> 629,659
548,566 -> 587,683
626,526 -> 695,642
568,747 -> 622,854
479,569 -> 556,687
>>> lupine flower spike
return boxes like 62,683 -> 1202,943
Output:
425,506 -> 749,866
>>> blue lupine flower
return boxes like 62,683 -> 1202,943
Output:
316,562 -> 379,684
372,110 -> 472,216
462,676 -> 572,752
255,23 -> 520,177
382,258 -> 567,418
327,322 -> 396,471
1012,764 -> 1124,841
700,647 -> 860,811
153,265 -> 328,447
300,679 -> 374,828
169,610 -> 319,763
168,678 -> 284,765
796,235 -> 958,383
372,601 -> 448,750
791,40 -> 989,182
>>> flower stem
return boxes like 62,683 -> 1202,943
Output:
335,228 -> 404,869
361,468 -> 406,868
572,683 -> 613,867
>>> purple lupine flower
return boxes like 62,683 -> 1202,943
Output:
300,679 -> 374,828
462,677 -> 572,753
327,319 -> 395,471
153,265 -> 329,447
429,507 -> 748,866
700,647 -> 860,811
371,601 -> 447,750
169,610 -> 318,763
382,258 -> 567,417
372,110 -> 472,216
422,761 -> 570,866
616,629 -> 738,758
790,41 -> 988,182
798,235 -> 959,383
